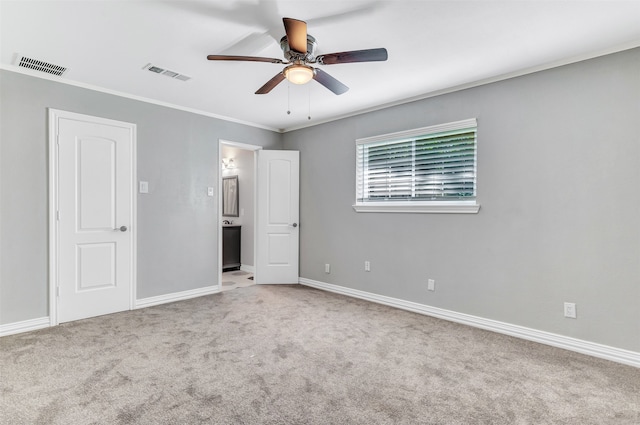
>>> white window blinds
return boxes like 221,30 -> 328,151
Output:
356,119 -> 477,204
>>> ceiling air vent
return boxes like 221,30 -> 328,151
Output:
143,63 -> 191,82
14,55 -> 67,76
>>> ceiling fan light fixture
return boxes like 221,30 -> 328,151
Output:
284,64 -> 314,85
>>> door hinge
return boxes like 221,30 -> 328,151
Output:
56,210 -> 59,221
56,286 -> 60,297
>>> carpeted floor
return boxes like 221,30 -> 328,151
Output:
1,285 -> 639,424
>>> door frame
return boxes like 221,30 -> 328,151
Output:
48,109 -> 137,326
218,140 -> 261,288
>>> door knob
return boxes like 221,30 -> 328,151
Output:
290,223 -> 298,228
114,226 -> 127,232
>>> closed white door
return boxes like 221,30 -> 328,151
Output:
256,150 -> 299,284
53,110 -> 135,323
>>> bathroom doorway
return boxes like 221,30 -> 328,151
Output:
219,140 -> 260,291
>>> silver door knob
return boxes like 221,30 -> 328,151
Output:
291,223 -> 298,228
114,226 -> 127,232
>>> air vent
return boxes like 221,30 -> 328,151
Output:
162,70 -> 179,78
14,55 -> 67,76
147,66 -> 164,74
142,63 -> 191,82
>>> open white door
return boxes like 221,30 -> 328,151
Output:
256,150 -> 299,284
51,110 -> 135,324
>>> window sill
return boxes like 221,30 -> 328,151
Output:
352,202 -> 480,214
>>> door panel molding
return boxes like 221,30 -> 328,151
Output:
48,109 -> 137,325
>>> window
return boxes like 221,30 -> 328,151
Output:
354,118 -> 480,213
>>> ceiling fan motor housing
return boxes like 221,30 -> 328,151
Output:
280,35 -> 317,62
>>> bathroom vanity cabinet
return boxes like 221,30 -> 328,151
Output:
222,226 -> 241,271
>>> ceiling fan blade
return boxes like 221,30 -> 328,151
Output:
255,72 -> 286,94
207,55 -> 283,64
313,69 -> 349,95
283,17 -> 307,54
318,48 -> 388,65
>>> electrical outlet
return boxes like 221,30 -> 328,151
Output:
139,181 -> 149,194
564,302 -> 577,319
364,261 -> 371,272
428,279 -> 435,291
325,264 -> 330,274
207,187 -> 214,197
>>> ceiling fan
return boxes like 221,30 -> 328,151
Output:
207,17 -> 388,95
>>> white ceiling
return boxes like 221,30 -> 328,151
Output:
2,1 -> 640,132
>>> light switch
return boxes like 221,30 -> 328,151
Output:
139,181 -> 149,194
207,187 -> 215,197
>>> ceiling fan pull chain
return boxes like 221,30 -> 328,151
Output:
308,84 -> 311,121
287,82 -> 291,115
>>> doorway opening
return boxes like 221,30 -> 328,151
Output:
219,140 -> 261,292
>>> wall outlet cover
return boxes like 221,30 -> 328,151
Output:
564,302 -> 577,319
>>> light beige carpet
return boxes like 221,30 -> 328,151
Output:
1,285 -> 638,424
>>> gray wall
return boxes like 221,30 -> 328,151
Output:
283,48 -> 640,352
0,70 -> 280,324
221,145 -> 255,267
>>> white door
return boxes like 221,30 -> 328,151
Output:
53,110 -> 135,323
256,150 -> 299,284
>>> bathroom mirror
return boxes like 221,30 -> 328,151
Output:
222,176 -> 239,217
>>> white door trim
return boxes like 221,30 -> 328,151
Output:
218,139 -> 262,288
48,109 -> 137,326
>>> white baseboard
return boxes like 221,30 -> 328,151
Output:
1,286 -> 222,337
240,264 -> 255,273
299,278 -> 640,368
0,316 -> 51,337
135,285 -> 220,309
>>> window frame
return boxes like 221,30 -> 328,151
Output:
353,118 -> 480,214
